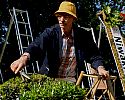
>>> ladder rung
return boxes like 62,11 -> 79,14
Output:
14,9 -> 27,13
22,47 -> 28,49
9,9 -> 27,13
20,34 -> 32,37
17,21 -> 29,25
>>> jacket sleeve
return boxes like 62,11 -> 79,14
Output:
82,30 -> 105,69
25,28 -> 51,61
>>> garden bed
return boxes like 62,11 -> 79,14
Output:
0,74 -> 86,100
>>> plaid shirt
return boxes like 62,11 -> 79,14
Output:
58,34 -> 76,78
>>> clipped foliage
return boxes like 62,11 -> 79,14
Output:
0,74 -> 86,100
103,5 -> 122,27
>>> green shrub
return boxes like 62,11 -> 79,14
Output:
0,74 -> 86,100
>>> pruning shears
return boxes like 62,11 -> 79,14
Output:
19,71 -> 31,80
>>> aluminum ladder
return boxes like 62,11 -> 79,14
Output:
97,11 -> 125,95
9,7 -> 39,74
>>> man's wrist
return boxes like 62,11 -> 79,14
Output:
98,66 -> 105,69
21,53 -> 30,60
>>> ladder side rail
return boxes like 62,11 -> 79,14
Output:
20,9 -> 39,73
98,16 -> 125,95
20,12 -> 31,47
85,62 -> 94,87
10,9 -> 26,73
85,62 -> 96,100
20,12 -> 28,35
98,16 -> 119,76
26,10 -> 40,72
12,7 -> 27,73
97,22 -> 102,48
12,7 -> 24,55
31,63 -> 36,73
91,27 -> 97,45
20,10 -> 35,73
35,61 -> 39,72
0,18 -> 13,65
0,17 -> 14,84
0,69 -> 3,83
26,11 -> 34,42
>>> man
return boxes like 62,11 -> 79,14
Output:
10,1 -> 109,83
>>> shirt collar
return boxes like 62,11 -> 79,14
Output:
62,29 -> 74,39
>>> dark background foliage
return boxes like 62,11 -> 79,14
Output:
0,0 -> 125,99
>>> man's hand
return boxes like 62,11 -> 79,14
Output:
10,53 -> 30,74
97,66 -> 109,79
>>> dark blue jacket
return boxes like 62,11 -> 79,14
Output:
25,24 -> 104,78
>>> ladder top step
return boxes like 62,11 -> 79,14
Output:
10,8 -> 27,13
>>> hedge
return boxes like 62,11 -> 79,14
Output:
0,74 -> 87,100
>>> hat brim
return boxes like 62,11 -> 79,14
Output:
55,11 -> 77,19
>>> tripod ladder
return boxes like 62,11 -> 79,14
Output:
76,71 -> 116,100
9,7 -> 39,74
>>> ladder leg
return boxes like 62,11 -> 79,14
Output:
0,18 -> 13,65
76,71 -> 84,85
0,69 -> 3,83
106,79 -> 115,100
0,18 -> 13,84
98,89 -> 107,100
91,79 -> 101,98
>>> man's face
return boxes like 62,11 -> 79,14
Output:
57,13 -> 74,33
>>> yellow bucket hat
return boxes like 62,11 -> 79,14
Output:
55,1 -> 77,19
